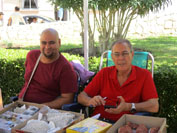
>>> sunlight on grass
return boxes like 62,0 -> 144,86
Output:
130,36 -> 177,65
6,43 -> 83,52
0,48 -> 28,60
0,36 -> 176,65
60,43 -> 82,51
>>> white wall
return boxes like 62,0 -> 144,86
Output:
0,21 -> 82,47
1,0 -> 177,47
127,0 -> 177,38
37,0 -> 55,19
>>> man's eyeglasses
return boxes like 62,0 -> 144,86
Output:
112,52 -> 130,58
41,41 -> 56,45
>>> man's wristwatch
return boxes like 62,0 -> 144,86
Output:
130,103 -> 136,113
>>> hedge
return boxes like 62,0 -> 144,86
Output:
154,65 -> 177,132
0,52 -> 176,132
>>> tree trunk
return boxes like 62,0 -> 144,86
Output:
80,28 -> 96,56
62,9 -> 68,21
75,10 -> 96,56
89,33 -> 96,56
96,10 -> 114,53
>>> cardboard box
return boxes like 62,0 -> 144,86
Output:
0,100 -> 44,133
107,114 -> 167,133
12,109 -> 84,133
66,118 -> 112,133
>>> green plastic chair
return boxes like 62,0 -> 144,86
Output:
99,50 -> 154,77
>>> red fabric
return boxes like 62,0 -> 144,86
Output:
84,66 -> 158,121
19,50 -> 77,103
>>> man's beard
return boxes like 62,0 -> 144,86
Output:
43,50 -> 54,59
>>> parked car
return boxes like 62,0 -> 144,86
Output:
23,15 -> 55,24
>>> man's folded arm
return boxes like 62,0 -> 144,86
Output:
43,93 -> 75,109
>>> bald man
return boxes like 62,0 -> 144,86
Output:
19,28 -> 77,109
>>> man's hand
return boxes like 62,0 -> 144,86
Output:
105,96 -> 159,114
105,96 -> 130,114
88,95 -> 106,107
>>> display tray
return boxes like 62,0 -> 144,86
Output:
0,100 -> 44,133
12,106 -> 84,133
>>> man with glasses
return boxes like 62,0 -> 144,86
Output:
78,39 -> 159,122
18,28 -> 77,109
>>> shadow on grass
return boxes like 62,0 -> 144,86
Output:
6,45 -> 40,50
5,43 -> 83,52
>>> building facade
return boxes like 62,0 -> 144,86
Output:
0,0 -> 55,25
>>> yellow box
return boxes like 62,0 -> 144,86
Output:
66,118 -> 112,133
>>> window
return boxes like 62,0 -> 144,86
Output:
23,0 -> 38,9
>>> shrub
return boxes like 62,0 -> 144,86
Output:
0,58 -> 25,104
154,65 -> 177,132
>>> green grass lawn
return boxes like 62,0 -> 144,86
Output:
0,43 -> 83,60
17,43 -> 82,51
130,36 -> 177,65
0,36 -> 176,65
